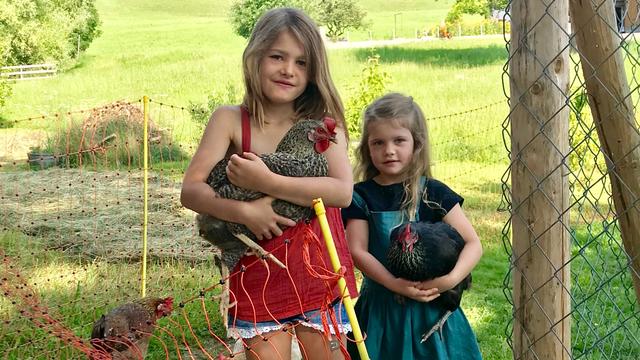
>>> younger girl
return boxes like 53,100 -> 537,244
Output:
343,93 -> 483,359
181,8 -> 357,360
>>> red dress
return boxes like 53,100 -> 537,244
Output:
227,108 -> 358,323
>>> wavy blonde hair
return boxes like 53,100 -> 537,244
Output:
242,8 -> 346,136
355,93 -> 432,219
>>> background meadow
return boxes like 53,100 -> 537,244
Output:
0,0 -> 514,359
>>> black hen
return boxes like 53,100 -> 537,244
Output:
387,221 -> 472,311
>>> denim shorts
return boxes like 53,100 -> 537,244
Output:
227,301 -> 352,339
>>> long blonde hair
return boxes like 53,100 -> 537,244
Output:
242,8 -> 346,135
355,93 -> 432,218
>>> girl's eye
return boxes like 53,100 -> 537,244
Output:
269,54 -> 283,60
296,60 -> 307,67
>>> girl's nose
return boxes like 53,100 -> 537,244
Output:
384,145 -> 395,155
281,61 -> 294,77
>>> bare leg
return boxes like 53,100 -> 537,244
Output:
244,329 -> 293,360
295,326 -> 346,360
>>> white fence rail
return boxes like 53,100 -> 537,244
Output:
0,63 -> 57,80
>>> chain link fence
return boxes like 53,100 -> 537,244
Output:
502,0 -> 640,359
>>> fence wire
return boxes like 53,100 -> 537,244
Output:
502,0 -> 640,359
0,92 -> 506,359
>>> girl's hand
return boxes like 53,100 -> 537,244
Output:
416,274 -> 456,293
242,196 -> 297,240
388,278 -> 441,303
226,152 -> 273,192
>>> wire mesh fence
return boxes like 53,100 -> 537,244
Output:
502,0 -> 640,359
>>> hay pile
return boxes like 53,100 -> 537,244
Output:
0,168 -> 212,261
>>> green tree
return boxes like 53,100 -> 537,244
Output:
229,0 -> 312,39
445,0 -> 508,24
315,0 -> 366,41
0,0 -> 101,66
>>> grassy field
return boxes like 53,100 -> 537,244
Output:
1,0 -> 505,122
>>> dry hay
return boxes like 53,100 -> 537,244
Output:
79,100 -> 166,146
0,128 -> 47,164
0,168 -> 213,261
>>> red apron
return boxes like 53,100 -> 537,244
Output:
228,107 -> 358,322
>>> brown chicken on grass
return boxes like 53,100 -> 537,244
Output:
90,296 -> 173,360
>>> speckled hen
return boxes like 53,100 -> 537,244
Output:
196,117 -> 335,273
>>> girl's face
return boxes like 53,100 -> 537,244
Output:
367,119 -> 415,185
259,30 -> 309,107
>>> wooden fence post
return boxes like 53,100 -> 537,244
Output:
509,0 -> 572,358
569,0 -> 640,303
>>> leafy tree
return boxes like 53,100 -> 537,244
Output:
0,0 -> 101,66
228,0 -> 366,41
229,0 -> 312,39
445,0 -> 508,24
62,0 -> 102,58
315,0 -> 366,41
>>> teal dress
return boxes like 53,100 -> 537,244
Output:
343,178 -> 482,360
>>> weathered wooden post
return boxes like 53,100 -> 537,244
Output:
569,0 -> 640,302
509,0 -> 572,358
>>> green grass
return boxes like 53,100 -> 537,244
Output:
346,0 -> 453,40
0,231 -> 226,360
0,162 -> 514,360
1,0 -> 506,125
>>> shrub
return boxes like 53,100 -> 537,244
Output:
568,90 -> 607,193
345,51 -> 389,143
187,83 -> 242,128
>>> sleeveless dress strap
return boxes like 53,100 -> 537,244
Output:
240,107 -> 251,153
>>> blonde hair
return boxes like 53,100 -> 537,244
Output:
355,93 -> 432,219
242,8 -> 346,135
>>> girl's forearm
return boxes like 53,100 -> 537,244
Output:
353,251 -> 399,291
261,173 -> 352,208
449,240 -> 483,284
180,182 -> 247,223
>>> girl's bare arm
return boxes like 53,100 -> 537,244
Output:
226,127 -> 353,208
443,204 -> 483,284
180,106 -> 296,238
417,204 -> 483,292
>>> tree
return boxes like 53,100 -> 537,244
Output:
228,0 -> 367,41
0,0 -> 101,66
445,0 -> 508,24
315,0 -> 366,41
229,0 -> 313,39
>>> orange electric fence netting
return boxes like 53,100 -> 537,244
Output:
0,98 -> 507,359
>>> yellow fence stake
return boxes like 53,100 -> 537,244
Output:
141,96 -> 150,298
312,198 -> 370,360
